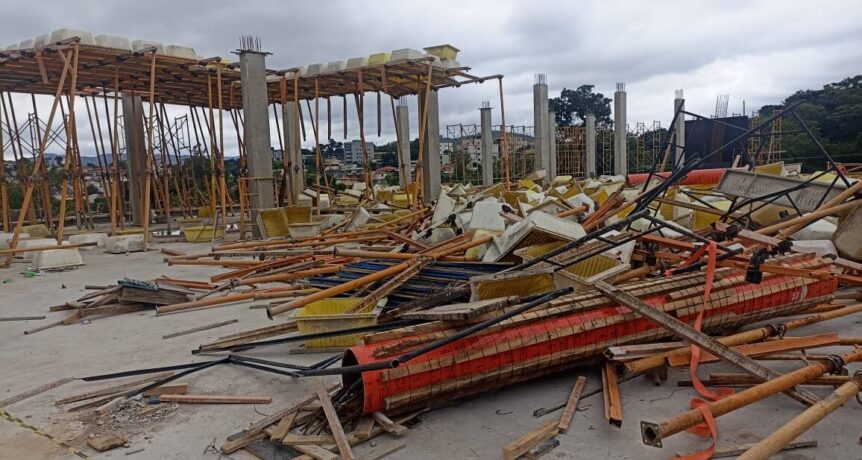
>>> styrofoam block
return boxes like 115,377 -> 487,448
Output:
469,201 -> 506,232
346,57 -> 367,69
346,207 -> 371,231
564,193 -> 596,216
19,238 -> 67,261
69,232 -> 108,249
320,214 -> 344,230
266,74 -> 281,83
32,248 -> 84,270
18,39 -> 34,49
105,234 -> 145,254
49,29 -> 95,45
437,59 -> 461,69
0,232 -> 30,248
429,227 -> 456,244
791,218 -> 836,241
131,40 -> 164,54
305,63 -> 325,75
432,193 -> 456,225
94,34 -> 131,50
34,34 -> 50,47
792,240 -> 838,258
5,44 -> 19,50
367,52 -> 390,66
325,61 -> 345,73
163,44 -> 197,59
390,48 -> 424,61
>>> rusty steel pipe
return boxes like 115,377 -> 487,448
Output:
737,373 -> 862,460
620,301 -> 859,378
640,347 -> 862,448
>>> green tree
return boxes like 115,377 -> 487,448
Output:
549,85 -> 613,127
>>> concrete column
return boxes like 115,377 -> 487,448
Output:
673,89 -> 685,167
395,102 -> 411,186
479,102 -> 494,186
532,74 -> 549,173
239,46 -> 275,235
613,82 -> 627,176
548,110 -> 557,179
419,90 -> 441,200
282,101 -> 302,203
585,113 -> 597,177
121,94 -> 147,225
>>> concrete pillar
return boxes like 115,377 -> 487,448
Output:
673,89 -> 685,167
532,74 -> 549,173
585,113 -> 597,177
239,45 -> 275,235
548,110 -> 557,179
613,82 -> 627,176
282,101 -> 302,203
419,90 -> 441,200
479,102 -> 494,186
395,102 -> 411,186
121,94 -> 146,225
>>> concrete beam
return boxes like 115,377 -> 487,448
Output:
419,90 -> 441,200
613,83 -> 627,176
396,103 -> 411,186
239,49 -> 275,234
585,113 -> 597,177
121,94 -> 146,226
533,75 -> 549,173
480,103 -> 494,186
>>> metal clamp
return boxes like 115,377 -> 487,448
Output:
825,354 -> 847,376
767,323 -> 787,339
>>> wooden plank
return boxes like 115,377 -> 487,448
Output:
293,444 -> 339,460
354,416 -> 375,440
95,396 -> 125,416
557,376 -> 586,434
142,383 -> 188,397
601,361 -> 622,428
269,411 -> 298,442
370,411 -> 408,436
282,434 -> 336,445
154,394 -> 270,404
403,296 -> 517,321
0,377 -> 76,407
666,334 -> 840,367
162,319 -> 238,339
502,420 -> 558,460
315,379 -> 355,460
55,372 -> 174,405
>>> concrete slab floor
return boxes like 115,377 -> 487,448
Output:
1,242 -> 861,459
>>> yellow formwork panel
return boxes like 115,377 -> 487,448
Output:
472,271 -> 556,301
518,179 -> 539,191
589,189 -> 609,207
295,298 -> 377,348
423,44 -> 459,60
284,206 -> 312,224
753,162 -> 784,176
692,200 -> 731,231
183,225 -> 224,243
515,241 -> 621,280
259,207 -> 290,237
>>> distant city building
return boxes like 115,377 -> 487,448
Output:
343,140 -> 375,165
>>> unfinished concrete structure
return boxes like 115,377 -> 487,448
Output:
614,82 -> 627,176
419,90 -> 441,200
585,113 -> 597,177
548,109 -> 557,178
121,95 -> 146,226
282,100 -> 303,204
396,100 -> 411,186
533,74 -> 550,174
480,101 -> 494,186
239,38 -> 275,233
673,89 -> 686,167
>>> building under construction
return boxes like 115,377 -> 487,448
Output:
0,30 -> 860,460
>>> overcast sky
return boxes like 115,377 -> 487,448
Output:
2,0 -> 861,158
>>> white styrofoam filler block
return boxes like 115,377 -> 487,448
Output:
432,193 -> 456,225
19,238 -> 67,261
94,34 -> 131,50
346,57 -> 367,69
131,40 -> 164,54
390,48 -> 424,61
325,61 -> 345,73
49,29 -> 95,45
105,234 -> 145,254
0,232 -> 30,248
306,63 -> 325,75
32,248 -> 84,270
469,201 -> 506,232
69,233 -> 109,249
163,45 -> 197,59
791,218 -> 837,241
33,34 -> 50,47
19,39 -> 34,49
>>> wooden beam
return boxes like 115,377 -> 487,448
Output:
315,379 -> 355,460
502,420 -> 558,460
557,376 -> 586,434
601,361 -> 623,428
